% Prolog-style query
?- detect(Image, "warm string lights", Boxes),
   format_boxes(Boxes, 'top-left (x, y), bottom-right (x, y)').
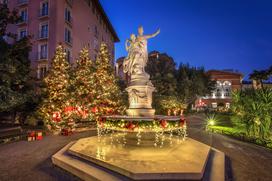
top-left (97, 116), bottom-right (187, 147)
top-left (39, 43), bottom-right (125, 132)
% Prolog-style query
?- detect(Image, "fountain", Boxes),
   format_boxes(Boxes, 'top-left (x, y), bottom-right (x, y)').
top-left (52, 26), bottom-right (225, 181)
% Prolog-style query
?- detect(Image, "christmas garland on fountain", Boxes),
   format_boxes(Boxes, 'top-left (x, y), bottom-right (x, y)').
top-left (97, 116), bottom-right (187, 132)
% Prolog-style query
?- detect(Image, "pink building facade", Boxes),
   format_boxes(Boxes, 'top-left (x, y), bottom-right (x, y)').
top-left (6, 0), bottom-right (119, 79)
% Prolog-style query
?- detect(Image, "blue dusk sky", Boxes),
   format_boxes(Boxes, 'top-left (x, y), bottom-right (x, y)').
top-left (100, 0), bottom-right (272, 78)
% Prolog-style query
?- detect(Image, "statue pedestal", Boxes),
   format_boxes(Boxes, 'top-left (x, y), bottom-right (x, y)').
top-left (126, 108), bottom-right (155, 117)
top-left (126, 84), bottom-right (155, 116)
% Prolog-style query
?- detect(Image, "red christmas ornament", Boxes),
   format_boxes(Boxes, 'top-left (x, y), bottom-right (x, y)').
top-left (91, 107), bottom-right (98, 113)
top-left (64, 106), bottom-right (74, 113)
top-left (180, 116), bottom-right (186, 127)
top-left (52, 112), bottom-right (61, 122)
top-left (160, 119), bottom-right (168, 128)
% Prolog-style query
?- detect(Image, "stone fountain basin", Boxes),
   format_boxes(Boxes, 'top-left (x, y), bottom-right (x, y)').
top-left (68, 135), bottom-right (211, 180)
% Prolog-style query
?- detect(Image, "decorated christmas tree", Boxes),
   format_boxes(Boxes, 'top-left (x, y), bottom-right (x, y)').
top-left (72, 48), bottom-right (96, 120)
top-left (39, 45), bottom-right (72, 131)
top-left (93, 43), bottom-right (125, 117)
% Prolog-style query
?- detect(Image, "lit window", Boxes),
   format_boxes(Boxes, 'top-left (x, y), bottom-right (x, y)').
top-left (226, 103), bottom-right (230, 109)
top-left (212, 102), bottom-right (217, 108)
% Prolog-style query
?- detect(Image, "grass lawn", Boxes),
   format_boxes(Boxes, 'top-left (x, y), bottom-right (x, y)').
top-left (207, 113), bottom-right (272, 149)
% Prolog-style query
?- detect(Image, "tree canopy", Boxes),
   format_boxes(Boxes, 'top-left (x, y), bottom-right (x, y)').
top-left (0, 4), bottom-right (34, 121)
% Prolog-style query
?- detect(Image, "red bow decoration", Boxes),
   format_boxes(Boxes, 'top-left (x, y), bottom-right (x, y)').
top-left (160, 119), bottom-right (168, 128)
top-left (180, 116), bottom-right (186, 127)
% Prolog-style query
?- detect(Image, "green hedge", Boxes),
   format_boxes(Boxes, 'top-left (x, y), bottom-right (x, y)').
top-left (209, 126), bottom-right (272, 149)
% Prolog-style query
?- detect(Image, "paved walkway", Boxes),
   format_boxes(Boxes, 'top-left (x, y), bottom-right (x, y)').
top-left (188, 116), bottom-right (272, 181)
top-left (0, 117), bottom-right (271, 181)
top-left (0, 131), bottom-right (96, 181)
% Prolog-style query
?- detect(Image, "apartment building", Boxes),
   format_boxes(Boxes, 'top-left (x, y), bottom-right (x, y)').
top-left (6, 0), bottom-right (119, 79)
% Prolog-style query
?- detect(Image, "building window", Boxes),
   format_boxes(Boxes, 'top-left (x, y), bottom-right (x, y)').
top-left (37, 65), bottom-right (48, 79)
top-left (225, 103), bottom-right (230, 109)
top-left (93, 38), bottom-right (98, 50)
top-left (92, 4), bottom-right (95, 14)
top-left (65, 28), bottom-right (72, 44)
top-left (18, 28), bottom-right (27, 39)
top-left (94, 26), bottom-right (99, 38)
top-left (19, 8), bottom-right (28, 22)
top-left (88, 0), bottom-right (92, 7)
top-left (40, 1), bottom-right (49, 16)
top-left (39, 44), bottom-right (48, 59)
top-left (65, 8), bottom-right (72, 23)
top-left (211, 102), bottom-right (217, 108)
top-left (39, 22), bottom-right (48, 39)
top-left (65, 48), bottom-right (72, 63)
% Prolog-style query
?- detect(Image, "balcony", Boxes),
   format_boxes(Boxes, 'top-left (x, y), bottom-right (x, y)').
top-left (65, 37), bottom-right (73, 46)
top-left (38, 9), bottom-right (49, 19)
top-left (66, 0), bottom-right (73, 7)
top-left (65, 17), bottom-right (73, 27)
top-left (17, 0), bottom-right (28, 6)
top-left (16, 19), bottom-right (27, 26)
top-left (37, 52), bottom-right (48, 61)
top-left (38, 32), bottom-right (48, 40)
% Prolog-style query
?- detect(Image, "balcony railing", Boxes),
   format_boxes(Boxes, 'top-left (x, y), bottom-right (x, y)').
top-left (37, 52), bottom-right (48, 60)
top-left (38, 31), bottom-right (48, 40)
top-left (65, 37), bottom-right (73, 46)
top-left (65, 19), bottom-right (73, 27)
top-left (17, 18), bottom-right (27, 25)
top-left (39, 9), bottom-right (49, 18)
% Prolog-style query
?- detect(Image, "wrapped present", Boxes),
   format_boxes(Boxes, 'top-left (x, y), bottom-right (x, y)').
top-left (36, 131), bottom-right (43, 141)
top-left (61, 128), bottom-right (73, 136)
top-left (27, 131), bottom-right (36, 141)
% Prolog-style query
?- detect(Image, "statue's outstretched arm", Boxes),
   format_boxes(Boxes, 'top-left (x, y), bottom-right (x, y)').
top-left (144, 29), bottom-right (160, 39)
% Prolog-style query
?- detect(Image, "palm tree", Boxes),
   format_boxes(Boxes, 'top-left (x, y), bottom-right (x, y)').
top-left (249, 70), bottom-right (269, 89)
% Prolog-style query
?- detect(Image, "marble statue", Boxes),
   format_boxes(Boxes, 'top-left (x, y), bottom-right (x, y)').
top-left (123, 26), bottom-right (160, 77)
top-left (124, 26), bottom-right (160, 117)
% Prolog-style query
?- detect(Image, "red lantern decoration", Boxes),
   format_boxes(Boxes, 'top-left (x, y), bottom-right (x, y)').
top-left (160, 119), bottom-right (168, 128)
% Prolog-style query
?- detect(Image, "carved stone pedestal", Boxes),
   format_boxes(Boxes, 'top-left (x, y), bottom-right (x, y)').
top-left (126, 84), bottom-right (155, 116)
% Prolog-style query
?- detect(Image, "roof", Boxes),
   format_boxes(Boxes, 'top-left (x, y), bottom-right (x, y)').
top-left (207, 70), bottom-right (243, 77)
top-left (94, 0), bottom-right (120, 42)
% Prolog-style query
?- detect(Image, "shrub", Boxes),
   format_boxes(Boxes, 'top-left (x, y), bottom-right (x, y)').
top-left (231, 88), bottom-right (272, 140)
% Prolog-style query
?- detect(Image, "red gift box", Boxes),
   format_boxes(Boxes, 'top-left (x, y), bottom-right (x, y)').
top-left (61, 128), bottom-right (73, 136)
top-left (36, 131), bottom-right (43, 140)
top-left (27, 131), bottom-right (36, 141)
